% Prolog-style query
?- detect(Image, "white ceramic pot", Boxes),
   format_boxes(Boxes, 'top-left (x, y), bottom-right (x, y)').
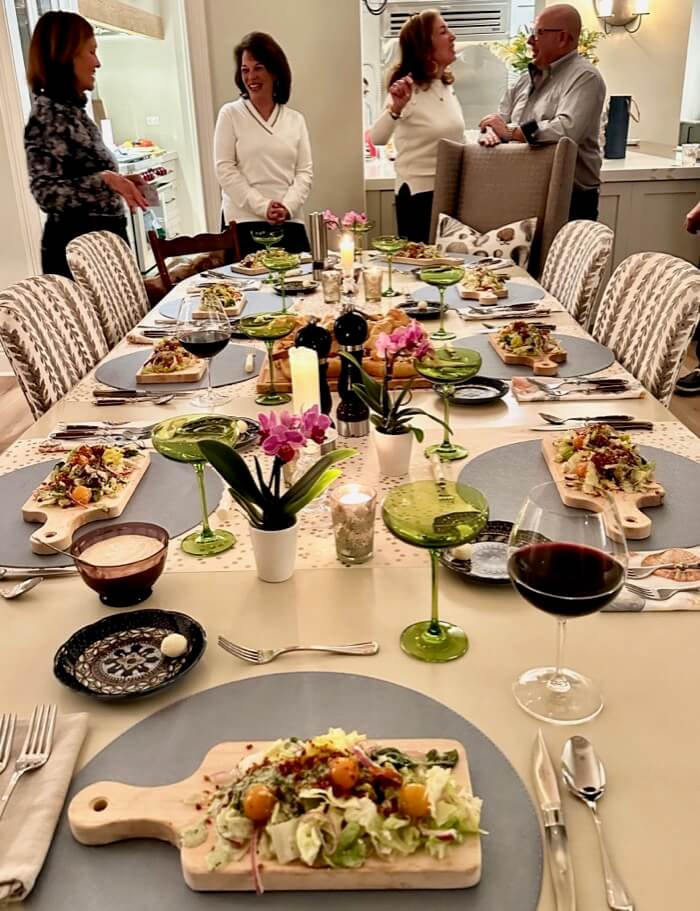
top-left (248, 521), bottom-right (298, 583)
top-left (372, 427), bottom-right (413, 476)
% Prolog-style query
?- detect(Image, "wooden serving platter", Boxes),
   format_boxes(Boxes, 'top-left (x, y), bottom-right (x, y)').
top-left (68, 738), bottom-right (481, 892)
top-left (137, 359), bottom-right (206, 384)
top-left (22, 452), bottom-right (151, 554)
top-left (542, 438), bottom-right (665, 540)
top-left (458, 286), bottom-right (508, 301)
top-left (230, 262), bottom-right (268, 276)
top-left (256, 356), bottom-right (432, 393)
top-left (393, 255), bottom-right (463, 267)
top-left (488, 333), bottom-right (566, 376)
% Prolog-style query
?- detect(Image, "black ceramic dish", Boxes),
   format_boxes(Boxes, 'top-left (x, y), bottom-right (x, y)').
top-left (234, 416), bottom-right (260, 448)
top-left (449, 376), bottom-right (509, 404)
top-left (397, 300), bottom-right (441, 320)
top-left (53, 609), bottom-right (206, 700)
top-left (272, 280), bottom-right (319, 295)
top-left (441, 521), bottom-right (549, 584)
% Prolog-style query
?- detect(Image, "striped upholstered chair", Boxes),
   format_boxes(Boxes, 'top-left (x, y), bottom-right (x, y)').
top-left (67, 231), bottom-right (150, 348)
top-left (591, 252), bottom-right (700, 406)
top-left (0, 275), bottom-right (108, 419)
top-left (540, 220), bottom-right (613, 328)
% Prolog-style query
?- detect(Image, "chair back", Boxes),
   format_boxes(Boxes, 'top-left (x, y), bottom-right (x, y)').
top-left (0, 275), bottom-right (108, 419)
top-left (540, 220), bottom-right (614, 327)
top-left (430, 137), bottom-right (577, 277)
top-left (67, 232), bottom-right (150, 348)
top-left (148, 222), bottom-right (241, 293)
top-left (591, 252), bottom-right (700, 406)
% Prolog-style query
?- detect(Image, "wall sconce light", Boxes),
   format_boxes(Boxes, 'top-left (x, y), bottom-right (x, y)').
top-left (594, 0), bottom-right (649, 33)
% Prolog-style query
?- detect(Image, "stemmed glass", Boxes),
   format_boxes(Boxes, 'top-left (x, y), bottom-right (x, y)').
top-left (415, 346), bottom-right (481, 461)
top-left (383, 479), bottom-right (488, 661)
top-left (348, 219), bottom-right (375, 263)
top-left (418, 265), bottom-right (465, 340)
top-left (151, 414), bottom-right (239, 556)
top-left (262, 250), bottom-right (300, 312)
top-left (508, 481), bottom-right (628, 724)
top-left (372, 235), bottom-right (407, 297)
top-left (239, 311), bottom-right (297, 406)
top-left (175, 296), bottom-right (232, 408)
top-left (250, 227), bottom-right (284, 283)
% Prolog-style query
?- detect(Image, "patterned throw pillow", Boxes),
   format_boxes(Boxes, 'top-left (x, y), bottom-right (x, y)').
top-left (435, 213), bottom-right (537, 267)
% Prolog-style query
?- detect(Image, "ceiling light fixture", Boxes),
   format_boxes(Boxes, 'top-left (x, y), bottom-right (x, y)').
top-left (594, 0), bottom-right (650, 33)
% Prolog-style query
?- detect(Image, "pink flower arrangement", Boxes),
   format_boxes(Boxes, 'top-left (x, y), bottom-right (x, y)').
top-left (258, 406), bottom-right (331, 463)
top-left (375, 321), bottom-right (434, 361)
top-left (323, 209), bottom-right (370, 230)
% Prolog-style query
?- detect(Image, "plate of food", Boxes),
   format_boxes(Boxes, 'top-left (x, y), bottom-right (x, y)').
top-left (230, 251), bottom-right (269, 275)
top-left (136, 338), bottom-right (207, 384)
top-left (458, 267), bottom-right (508, 303)
top-left (449, 376), bottom-right (509, 404)
top-left (392, 242), bottom-right (466, 267)
top-left (68, 728), bottom-right (483, 891)
top-left (489, 322), bottom-right (566, 376)
top-left (193, 284), bottom-right (246, 317)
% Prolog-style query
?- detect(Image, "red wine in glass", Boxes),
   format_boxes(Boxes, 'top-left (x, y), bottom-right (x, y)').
top-left (178, 329), bottom-right (230, 359)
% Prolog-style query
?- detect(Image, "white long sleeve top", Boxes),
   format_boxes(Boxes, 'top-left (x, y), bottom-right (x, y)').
top-left (370, 81), bottom-right (464, 195)
top-left (214, 98), bottom-right (313, 224)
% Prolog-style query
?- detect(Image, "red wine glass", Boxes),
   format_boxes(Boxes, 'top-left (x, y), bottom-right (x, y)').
top-left (508, 481), bottom-right (628, 724)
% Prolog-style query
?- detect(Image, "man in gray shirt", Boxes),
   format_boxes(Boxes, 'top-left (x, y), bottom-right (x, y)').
top-left (479, 4), bottom-right (606, 221)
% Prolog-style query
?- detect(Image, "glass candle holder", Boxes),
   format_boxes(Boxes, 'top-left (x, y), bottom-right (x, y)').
top-left (330, 483), bottom-right (377, 565)
top-left (680, 144), bottom-right (698, 167)
top-left (321, 269), bottom-right (342, 304)
top-left (363, 266), bottom-right (383, 303)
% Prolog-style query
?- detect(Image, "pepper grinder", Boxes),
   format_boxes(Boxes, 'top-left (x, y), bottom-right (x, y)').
top-left (295, 317), bottom-right (333, 416)
top-left (334, 302), bottom-right (369, 437)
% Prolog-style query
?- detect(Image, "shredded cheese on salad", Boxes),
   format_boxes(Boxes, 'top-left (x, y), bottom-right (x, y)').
top-left (554, 423), bottom-right (657, 496)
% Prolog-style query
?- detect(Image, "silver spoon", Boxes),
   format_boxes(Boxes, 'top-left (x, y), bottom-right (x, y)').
top-left (0, 577), bottom-right (44, 600)
top-left (561, 736), bottom-right (634, 911)
top-left (539, 412), bottom-right (635, 425)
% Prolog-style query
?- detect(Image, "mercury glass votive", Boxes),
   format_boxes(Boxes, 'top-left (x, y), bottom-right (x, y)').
top-left (363, 266), bottom-right (383, 303)
top-left (330, 483), bottom-right (377, 565)
top-left (321, 269), bottom-right (342, 304)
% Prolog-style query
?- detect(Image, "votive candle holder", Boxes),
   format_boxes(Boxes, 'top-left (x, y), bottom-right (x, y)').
top-left (329, 483), bottom-right (377, 565)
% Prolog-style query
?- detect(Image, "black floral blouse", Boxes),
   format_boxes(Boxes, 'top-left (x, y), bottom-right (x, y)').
top-left (24, 93), bottom-right (123, 219)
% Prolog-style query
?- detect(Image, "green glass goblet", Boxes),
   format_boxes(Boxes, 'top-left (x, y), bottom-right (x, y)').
top-left (415, 346), bottom-right (481, 462)
top-left (372, 234), bottom-right (407, 297)
top-left (383, 480), bottom-right (488, 662)
top-left (349, 219), bottom-right (375, 263)
top-left (151, 414), bottom-right (239, 556)
top-left (262, 250), bottom-right (300, 312)
top-left (239, 311), bottom-right (297, 406)
top-left (418, 265), bottom-right (465, 341)
top-left (251, 228), bottom-right (284, 283)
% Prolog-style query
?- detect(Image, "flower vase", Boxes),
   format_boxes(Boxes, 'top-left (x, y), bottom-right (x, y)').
top-left (248, 521), bottom-right (298, 583)
top-left (372, 427), bottom-right (413, 476)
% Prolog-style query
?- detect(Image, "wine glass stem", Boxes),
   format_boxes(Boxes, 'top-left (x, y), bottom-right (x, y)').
top-left (428, 549), bottom-right (442, 636)
top-left (549, 618), bottom-right (570, 694)
top-left (193, 462), bottom-right (214, 540)
top-left (387, 256), bottom-right (393, 293)
top-left (441, 387), bottom-right (452, 448)
top-left (266, 340), bottom-right (276, 395)
top-left (438, 287), bottom-right (446, 333)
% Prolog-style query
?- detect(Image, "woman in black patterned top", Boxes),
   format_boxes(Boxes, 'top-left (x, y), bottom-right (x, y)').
top-left (24, 11), bottom-right (147, 276)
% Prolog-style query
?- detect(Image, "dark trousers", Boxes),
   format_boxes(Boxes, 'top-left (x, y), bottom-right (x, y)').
top-left (395, 184), bottom-right (434, 243)
top-left (235, 221), bottom-right (310, 259)
top-left (569, 186), bottom-right (600, 222)
top-left (41, 213), bottom-right (128, 278)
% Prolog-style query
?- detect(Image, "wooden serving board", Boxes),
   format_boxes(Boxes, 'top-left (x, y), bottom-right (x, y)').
top-left (393, 255), bottom-right (463, 267)
top-left (68, 738), bottom-right (481, 892)
top-left (458, 287), bottom-right (508, 301)
top-left (230, 262), bottom-right (268, 276)
top-left (542, 438), bottom-right (665, 540)
top-left (488, 333), bottom-right (566, 376)
top-left (256, 356), bottom-right (432, 393)
top-left (137, 360), bottom-right (206, 384)
top-left (22, 452), bottom-right (151, 554)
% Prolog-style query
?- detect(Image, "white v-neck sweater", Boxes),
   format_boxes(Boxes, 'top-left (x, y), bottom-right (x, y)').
top-left (214, 98), bottom-right (313, 224)
top-left (371, 81), bottom-right (464, 195)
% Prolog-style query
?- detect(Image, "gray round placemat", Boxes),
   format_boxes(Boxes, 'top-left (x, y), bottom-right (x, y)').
top-left (159, 294), bottom-right (281, 321)
top-left (388, 253), bottom-right (480, 274)
top-left (28, 673), bottom-right (542, 910)
top-left (0, 458), bottom-right (223, 568)
top-left (453, 334), bottom-right (614, 379)
top-left (411, 280), bottom-right (545, 308)
top-left (458, 440), bottom-right (700, 551)
top-left (95, 344), bottom-right (260, 392)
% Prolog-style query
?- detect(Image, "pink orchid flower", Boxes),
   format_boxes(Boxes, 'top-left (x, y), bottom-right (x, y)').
top-left (322, 209), bottom-right (339, 229)
top-left (301, 405), bottom-right (331, 445)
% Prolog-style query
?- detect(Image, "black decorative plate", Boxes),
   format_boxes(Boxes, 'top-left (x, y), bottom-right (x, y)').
top-left (450, 376), bottom-right (509, 404)
top-left (53, 609), bottom-right (206, 700)
top-left (272, 279), bottom-right (319, 295)
top-left (397, 300), bottom-right (441, 320)
top-left (235, 416), bottom-right (260, 448)
top-left (441, 521), bottom-right (514, 584)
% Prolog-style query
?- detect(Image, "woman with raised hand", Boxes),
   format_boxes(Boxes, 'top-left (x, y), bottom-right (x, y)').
top-left (24, 11), bottom-right (147, 277)
top-left (214, 32), bottom-right (313, 258)
top-left (370, 10), bottom-right (464, 244)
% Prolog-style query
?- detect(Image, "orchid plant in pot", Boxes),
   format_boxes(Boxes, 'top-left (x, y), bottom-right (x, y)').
top-left (341, 321), bottom-right (451, 476)
top-left (199, 406), bottom-right (355, 582)
top-left (323, 209), bottom-right (375, 262)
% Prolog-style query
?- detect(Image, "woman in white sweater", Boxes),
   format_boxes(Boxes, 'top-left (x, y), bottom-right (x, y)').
top-left (370, 10), bottom-right (464, 243)
top-left (214, 32), bottom-right (312, 257)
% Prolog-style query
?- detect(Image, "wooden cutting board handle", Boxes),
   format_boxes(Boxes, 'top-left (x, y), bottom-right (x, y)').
top-left (532, 355), bottom-right (560, 376)
top-left (602, 493), bottom-right (653, 541)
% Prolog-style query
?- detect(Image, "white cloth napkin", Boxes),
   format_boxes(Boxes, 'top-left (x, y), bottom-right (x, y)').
top-left (0, 712), bottom-right (88, 903)
top-left (603, 546), bottom-right (700, 612)
top-left (458, 304), bottom-right (552, 321)
top-left (511, 377), bottom-right (645, 402)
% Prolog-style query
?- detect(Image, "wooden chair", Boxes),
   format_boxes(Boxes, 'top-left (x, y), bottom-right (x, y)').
top-left (148, 222), bottom-right (241, 293)
top-left (591, 252), bottom-right (700, 406)
top-left (0, 275), bottom-right (108, 419)
top-left (540, 220), bottom-right (614, 328)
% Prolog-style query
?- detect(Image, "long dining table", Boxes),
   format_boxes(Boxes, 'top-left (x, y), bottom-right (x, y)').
top-left (1, 256), bottom-right (697, 909)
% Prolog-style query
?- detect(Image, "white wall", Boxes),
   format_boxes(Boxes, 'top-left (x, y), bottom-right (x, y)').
top-left (681, 0), bottom-right (700, 121)
top-left (203, 0), bottom-right (364, 224)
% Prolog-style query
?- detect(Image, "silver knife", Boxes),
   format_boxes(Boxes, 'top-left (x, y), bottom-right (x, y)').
top-left (531, 422), bottom-right (653, 432)
top-left (533, 729), bottom-right (576, 911)
top-left (0, 566), bottom-right (78, 579)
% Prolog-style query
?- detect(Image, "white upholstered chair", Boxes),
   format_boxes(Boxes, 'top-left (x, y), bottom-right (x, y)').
top-left (591, 252), bottom-right (700, 406)
top-left (540, 220), bottom-right (613, 328)
top-left (0, 275), bottom-right (108, 419)
top-left (67, 231), bottom-right (150, 348)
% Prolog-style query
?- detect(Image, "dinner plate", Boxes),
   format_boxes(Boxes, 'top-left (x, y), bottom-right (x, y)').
top-left (453, 334), bottom-right (614, 379)
top-left (441, 521), bottom-right (514, 583)
top-left (449, 376), bottom-right (509, 404)
top-left (53, 609), bottom-right (206, 700)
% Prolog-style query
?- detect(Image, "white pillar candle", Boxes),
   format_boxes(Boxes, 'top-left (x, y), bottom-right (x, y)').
top-left (289, 347), bottom-right (320, 414)
top-left (339, 233), bottom-right (355, 277)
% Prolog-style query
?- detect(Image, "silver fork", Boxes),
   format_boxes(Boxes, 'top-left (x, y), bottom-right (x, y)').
top-left (624, 582), bottom-right (700, 601)
top-left (218, 636), bottom-right (379, 665)
top-left (627, 561), bottom-right (700, 579)
top-left (0, 714), bottom-right (16, 775)
top-left (0, 704), bottom-right (57, 821)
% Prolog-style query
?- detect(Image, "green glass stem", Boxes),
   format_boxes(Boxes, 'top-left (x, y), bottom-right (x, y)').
top-left (266, 339), bottom-right (277, 395)
top-left (192, 462), bottom-right (215, 541)
top-left (438, 287), bottom-right (446, 334)
top-left (428, 548), bottom-right (443, 637)
top-left (279, 273), bottom-right (287, 312)
top-left (382, 255), bottom-right (395, 297)
top-left (441, 385), bottom-right (452, 448)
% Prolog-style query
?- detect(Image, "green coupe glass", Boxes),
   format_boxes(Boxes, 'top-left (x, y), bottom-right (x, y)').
top-left (151, 414), bottom-right (239, 556)
top-left (250, 228), bottom-right (284, 283)
top-left (262, 250), bottom-right (300, 312)
top-left (383, 480), bottom-right (488, 662)
top-left (372, 234), bottom-right (407, 297)
top-left (347, 219), bottom-right (375, 262)
top-left (418, 265), bottom-right (465, 341)
top-left (239, 311), bottom-right (297, 406)
top-left (415, 346), bottom-right (481, 461)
